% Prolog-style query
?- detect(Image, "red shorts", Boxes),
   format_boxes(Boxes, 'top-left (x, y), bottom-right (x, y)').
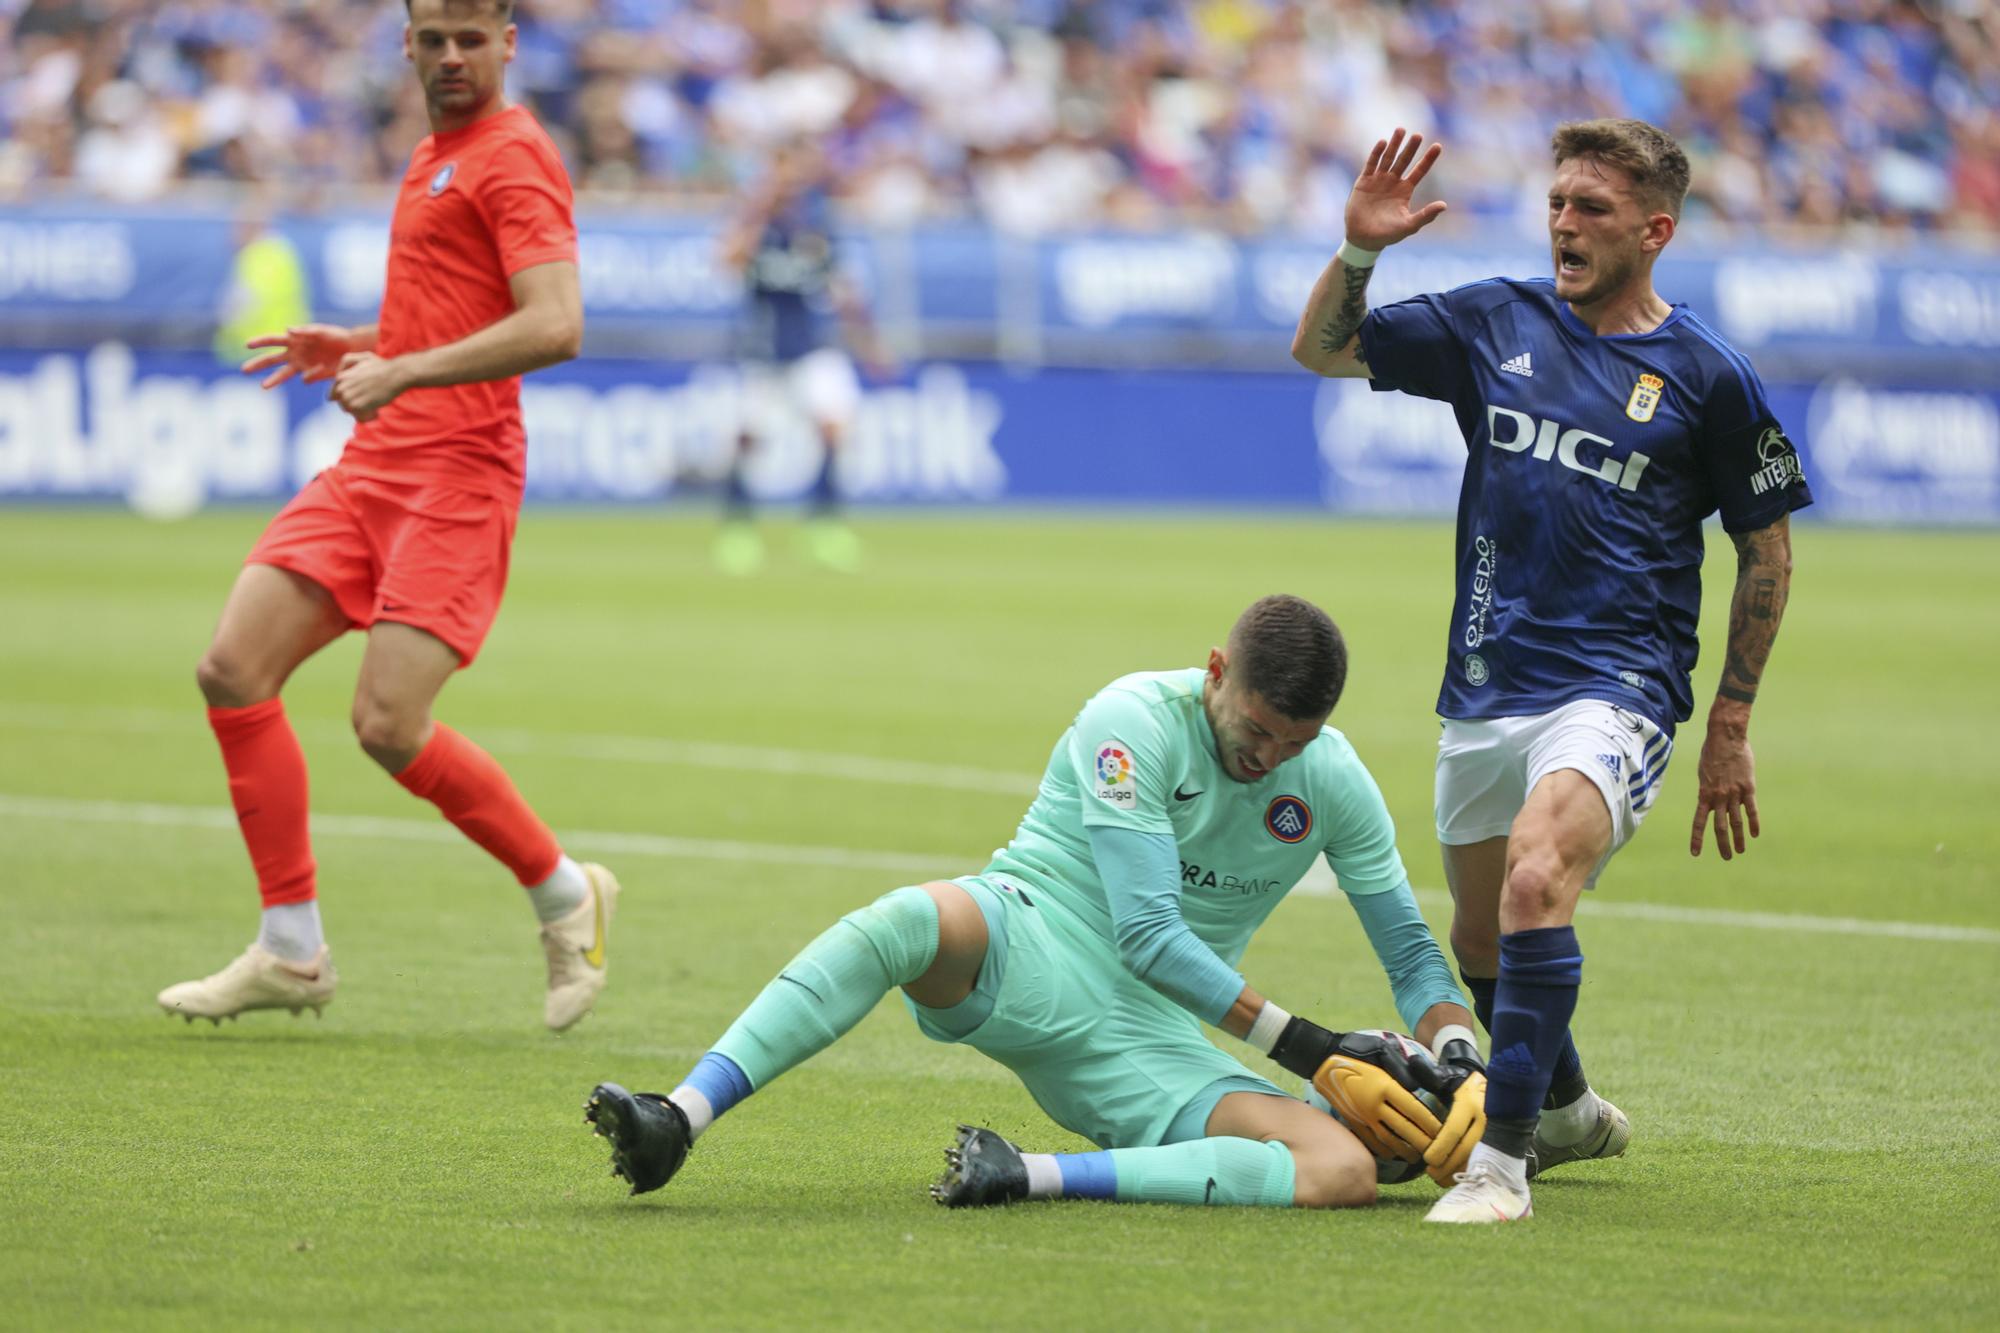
top-left (246, 466), bottom-right (517, 665)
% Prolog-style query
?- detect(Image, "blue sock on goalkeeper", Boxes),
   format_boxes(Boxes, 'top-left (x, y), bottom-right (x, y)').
top-left (668, 885), bottom-right (942, 1137)
top-left (1014, 1139), bottom-right (1297, 1206)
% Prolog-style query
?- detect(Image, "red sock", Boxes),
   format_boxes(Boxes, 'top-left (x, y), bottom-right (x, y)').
top-left (208, 699), bottom-right (316, 908)
top-left (394, 722), bottom-right (561, 886)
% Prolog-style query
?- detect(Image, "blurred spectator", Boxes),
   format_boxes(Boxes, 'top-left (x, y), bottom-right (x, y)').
top-left (74, 78), bottom-right (178, 201)
top-left (213, 194), bottom-right (310, 364)
top-left (0, 0), bottom-right (1992, 237)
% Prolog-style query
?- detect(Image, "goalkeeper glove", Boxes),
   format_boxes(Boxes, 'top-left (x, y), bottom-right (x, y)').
top-left (1312, 1052), bottom-right (1443, 1162)
top-left (1267, 1017), bottom-right (1448, 1099)
top-left (1265, 1018), bottom-right (1451, 1163)
top-left (1424, 1026), bottom-right (1488, 1186)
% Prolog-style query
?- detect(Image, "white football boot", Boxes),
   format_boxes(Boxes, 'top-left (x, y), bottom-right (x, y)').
top-left (157, 944), bottom-right (337, 1024)
top-left (1424, 1155), bottom-right (1534, 1224)
top-left (1531, 1095), bottom-right (1631, 1178)
top-left (541, 862), bottom-right (620, 1032)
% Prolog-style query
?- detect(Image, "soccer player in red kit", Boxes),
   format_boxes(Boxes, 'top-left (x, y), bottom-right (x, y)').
top-left (158, 0), bottom-right (619, 1032)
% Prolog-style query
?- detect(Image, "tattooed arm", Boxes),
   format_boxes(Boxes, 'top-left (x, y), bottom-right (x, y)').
top-left (1691, 514), bottom-right (1794, 861)
top-left (1290, 255), bottom-right (1379, 378)
top-left (1290, 127), bottom-right (1449, 378)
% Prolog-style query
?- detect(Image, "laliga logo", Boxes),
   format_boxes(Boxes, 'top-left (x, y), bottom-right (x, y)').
top-left (1094, 743), bottom-right (1136, 808)
top-left (1486, 405), bottom-right (1653, 491)
top-left (1096, 746), bottom-right (1131, 784)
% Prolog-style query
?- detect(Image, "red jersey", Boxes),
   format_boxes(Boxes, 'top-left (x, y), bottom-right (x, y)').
top-left (339, 105), bottom-right (577, 501)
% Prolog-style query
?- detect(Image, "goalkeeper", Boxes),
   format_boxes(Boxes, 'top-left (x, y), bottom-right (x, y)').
top-left (585, 595), bottom-right (1485, 1209)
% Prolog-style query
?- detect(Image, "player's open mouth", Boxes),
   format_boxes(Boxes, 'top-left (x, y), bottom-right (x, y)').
top-left (1558, 248), bottom-right (1587, 274)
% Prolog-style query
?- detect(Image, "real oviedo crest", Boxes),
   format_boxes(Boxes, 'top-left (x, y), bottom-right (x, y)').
top-left (1625, 373), bottom-right (1664, 424)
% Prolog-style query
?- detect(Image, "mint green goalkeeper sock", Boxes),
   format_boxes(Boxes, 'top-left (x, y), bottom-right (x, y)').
top-left (710, 885), bottom-right (940, 1091)
top-left (1026, 1137), bottom-right (1296, 1206)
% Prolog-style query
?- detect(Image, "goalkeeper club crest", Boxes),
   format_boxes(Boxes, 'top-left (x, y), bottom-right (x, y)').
top-left (1092, 741), bottom-right (1136, 808)
top-left (1625, 372), bottom-right (1664, 423)
top-left (429, 161), bottom-right (458, 195)
top-left (1265, 795), bottom-right (1312, 843)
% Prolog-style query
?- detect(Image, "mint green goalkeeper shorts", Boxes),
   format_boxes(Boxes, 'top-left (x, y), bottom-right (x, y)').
top-left (902, 875), bottom-right (1285, 1150)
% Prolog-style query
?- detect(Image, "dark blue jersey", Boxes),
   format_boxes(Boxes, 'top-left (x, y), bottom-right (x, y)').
top-left (1357, 277), bottom-right (1813, 733)
top-left (740, 185), bottom-right (837, 364)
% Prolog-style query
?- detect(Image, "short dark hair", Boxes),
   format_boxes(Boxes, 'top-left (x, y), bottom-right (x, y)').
top-left (1228, 594), bottom-right (1348, 721)
top-left (404, 0), bottom-right (516, 21)
top-left (1551, 118), bottom-right (1690, 220)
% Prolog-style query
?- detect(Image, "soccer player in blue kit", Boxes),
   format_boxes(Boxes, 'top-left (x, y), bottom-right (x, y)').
top-left (582, 595), bottom-right (1493, 1211)
top-left (714, 138), bottom-right (881, 575)
top-left (1291, 120), bottom-right (1811, 1223)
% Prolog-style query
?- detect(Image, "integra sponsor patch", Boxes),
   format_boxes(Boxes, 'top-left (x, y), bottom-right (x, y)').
top-left (1749, 425), bottom-right (1805, 494)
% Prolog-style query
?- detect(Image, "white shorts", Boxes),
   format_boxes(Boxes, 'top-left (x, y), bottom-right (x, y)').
top-left (1434, 698), bottom-right (1673, 883)
top-left (745, 347), bottom-right (861, 430)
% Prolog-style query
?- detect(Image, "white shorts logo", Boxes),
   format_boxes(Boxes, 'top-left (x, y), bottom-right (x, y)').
top-left (1464, 654), bottom-right (1490, 687)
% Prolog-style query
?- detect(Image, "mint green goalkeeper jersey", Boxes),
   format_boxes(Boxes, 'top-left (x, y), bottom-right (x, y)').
top-left (983, 668), bottom-right (1408, 970)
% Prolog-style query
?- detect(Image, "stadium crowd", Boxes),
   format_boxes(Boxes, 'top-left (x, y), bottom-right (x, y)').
top-left (3, 0), bottom-right (1996, 236)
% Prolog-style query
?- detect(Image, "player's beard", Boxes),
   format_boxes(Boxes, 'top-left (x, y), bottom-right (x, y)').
top-left (1556, 242), bottom-right (1642, 309)
top-left (425, 70), bottom-right (487, 116)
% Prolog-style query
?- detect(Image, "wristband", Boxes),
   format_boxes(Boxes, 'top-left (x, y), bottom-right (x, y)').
top-left (1267, 1016), bottom-right (1344, 1081)
top-left (1245, 1001), bottom-right (1292, 1055)
top-left (1337, 239), bottom-right (1381, 268)
top-left (1430, 1024), bottom-right (1479, 1061)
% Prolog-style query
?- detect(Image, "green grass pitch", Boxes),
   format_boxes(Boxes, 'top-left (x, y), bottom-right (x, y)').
top-left (2, 508), bottom-right (1996, 1329)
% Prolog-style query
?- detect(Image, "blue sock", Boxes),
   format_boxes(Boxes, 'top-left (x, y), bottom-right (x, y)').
top-left (725, 437), bottom-right (752, 516)
top-left (1547, 1029), bottom-right (1590, 1109)
top-left (1029, 1141), bottom-right (1295, 1206)
top-left (1484, 926), bottom-right (1584, 1156)
top-left (807, 448), bottom-right (838, 514)
top-left (1462, 970), bottom-right (1497, 1032)
top-left (1054, 1152), bottom-right (1117, 1200)
top-left (670, 1051), bottom-right (752, 1137)
top-left (1465, 968), bottom-right (1589, 1109)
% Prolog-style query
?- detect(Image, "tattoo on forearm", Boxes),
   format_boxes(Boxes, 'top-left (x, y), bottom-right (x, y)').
top-left (1720, 529), bottom-right (1792, 705)
top-left (1317, 261), bottom-right (1374, 361)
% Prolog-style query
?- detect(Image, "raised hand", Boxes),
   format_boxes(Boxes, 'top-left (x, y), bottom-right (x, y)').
top-left (241, 325), bottom-right (360, 389)
top-left (1345, 128), bottom-right (1448, 251)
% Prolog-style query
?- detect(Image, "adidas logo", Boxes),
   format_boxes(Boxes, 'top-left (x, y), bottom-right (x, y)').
top-left (1499, 352), bottom-right (1534, 377)
top-left (1489, 1041), bottom-right (1538, 1079)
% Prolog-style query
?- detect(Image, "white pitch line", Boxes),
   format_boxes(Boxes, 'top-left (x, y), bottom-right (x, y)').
top-left (4, 792), bottom-right (1999, 946)
top-left (0, 703), bottom-right (1040, 797)
top-left (0, 794), bottom-right (957, 877)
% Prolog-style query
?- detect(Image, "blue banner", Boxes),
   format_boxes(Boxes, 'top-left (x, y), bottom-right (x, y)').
top-left (1, 343), bottom-right (1992, 524)
top-left (3, 205), bottom-right (1998, 370)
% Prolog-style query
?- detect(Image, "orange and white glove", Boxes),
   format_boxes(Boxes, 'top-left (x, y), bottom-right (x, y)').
top-left (1313, 1051), bottom-right (1443, 1163)
top-left (1424, 1027), bottom-right (1488, 1186)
